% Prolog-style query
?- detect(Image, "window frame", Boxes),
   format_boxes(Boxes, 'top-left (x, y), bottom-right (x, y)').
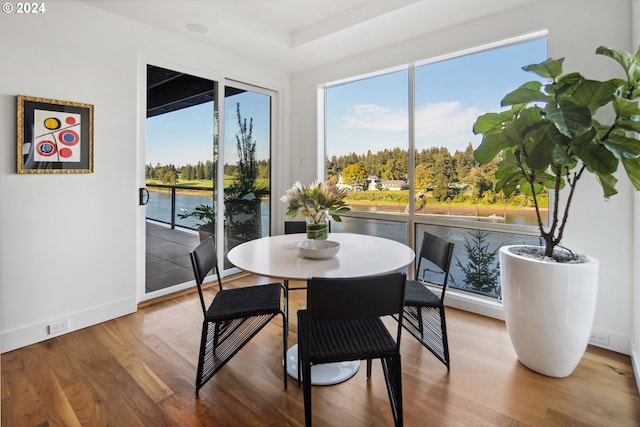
top-left (319, 31), bottom-right (549, 313)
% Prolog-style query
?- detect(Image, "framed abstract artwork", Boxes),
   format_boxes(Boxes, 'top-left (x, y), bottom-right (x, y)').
top-left (17, 95), bottom-right (94, 174)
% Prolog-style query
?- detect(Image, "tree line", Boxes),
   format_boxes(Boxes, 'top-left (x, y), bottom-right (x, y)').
top-left (145, 159), bottom-right (269, 184)
top-left (146, 161), bottom-right (214, 183)
top-left (327, 143), bottom-right (535, 204)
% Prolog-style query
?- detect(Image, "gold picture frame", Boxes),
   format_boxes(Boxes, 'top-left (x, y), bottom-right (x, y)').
top-left (17, 95), bottom-right (94, 174)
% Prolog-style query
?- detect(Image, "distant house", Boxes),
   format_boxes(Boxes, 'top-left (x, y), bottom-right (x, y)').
top-left (366, 175), bottom-right (381, 190)
top-left (380, 180), bottom-right (407, 190)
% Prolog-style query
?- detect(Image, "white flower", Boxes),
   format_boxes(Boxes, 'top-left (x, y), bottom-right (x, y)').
top-left (281, 181), bottom-right (350, 223)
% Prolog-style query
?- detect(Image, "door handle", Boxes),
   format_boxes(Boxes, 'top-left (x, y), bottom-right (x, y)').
top-left (139, 187), bottom-right (149, 205)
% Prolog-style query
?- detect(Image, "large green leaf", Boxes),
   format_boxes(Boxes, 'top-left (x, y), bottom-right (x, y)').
top-left (596, 46), bottom-right (639, 83)
top-left (616, 118), bottom-right (640, 133)
top-left (523, 58), bottom-right (564, 79)
top-left (524, 124), bottom-right (555, 170)
top-left (545, 100), bottom-right (592, 138)
top-left (495, 149), bottom-right (520, 177)
top-left (501, 81), bottom-right (550, 106)
top-left (540, 170), bottom-right (565, 189)
top-left (597, 46), bottom-right (632, 72)
top-left (555, 73), bottom-right (583, 97)
top-left (573, 141), bottom-right (618, 175)
top-left (519, 180), bottom-right (545, 197)
top-left (473, 110), bottom-right (514, 134)
top-left (613, 95), bottom-right (640, 119)
top-left (473, 132), bottom-right (511, 164)
top-left (622, 156), bottom-right (640, 191)
top-left (603, 133), bottom-right (640, 159)
top-left (594, 171), bottom-right (619, 198)
top-left (495, 171), bottom-right (522, 196)
top-left (569, 79), bottom-right (619, 113)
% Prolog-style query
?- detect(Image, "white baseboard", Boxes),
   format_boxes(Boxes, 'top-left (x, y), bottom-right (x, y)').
top-left (444, 289), bottom-right (505, 321)
top-left (442, 289), bottom-right (632, 356)
top-left (1, 296), bottom-right (137, 353)
top-left (587, 327), bottom-right (630, 355)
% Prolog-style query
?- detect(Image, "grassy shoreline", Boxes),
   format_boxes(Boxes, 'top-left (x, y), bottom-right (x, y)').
top-left (146, 180), bottom-right (544, 219)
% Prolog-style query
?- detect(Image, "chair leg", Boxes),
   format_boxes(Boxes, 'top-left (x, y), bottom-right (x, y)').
top-left (297, 343), bottom-right (302, 387)
top-left (195, 321), bottom-right (211, 393)
top-left (366, 359), bottom-right (372, 377)
top-left (382, 354), bottom-right (403, 427)
top-left (416, 306), bottom-right (424, 339)
top-left (282, 312), bottom-right (288, 389)
top-left (302, 358), bottom-right (313, 426)
top-left (440, 306), bottom-right (450, 371)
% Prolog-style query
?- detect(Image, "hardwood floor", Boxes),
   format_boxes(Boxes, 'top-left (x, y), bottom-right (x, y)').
top-left (2, 274), bottom-right (639, 426)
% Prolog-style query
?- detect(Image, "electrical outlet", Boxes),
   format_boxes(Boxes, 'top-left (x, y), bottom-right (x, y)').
top-left (48, 319), bottom-right (69, 335)
top-left (589, 332), bottom-right (610, 346)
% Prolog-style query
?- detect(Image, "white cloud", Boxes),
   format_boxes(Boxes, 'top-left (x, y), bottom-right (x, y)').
top-left (341, 104), bottom-right (407, 132)
top-left (415, 101), bottom-right (485, 150)
top-left (339, 101), bottom-right (485, 152)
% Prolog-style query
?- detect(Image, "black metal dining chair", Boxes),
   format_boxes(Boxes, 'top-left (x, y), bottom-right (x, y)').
top-left (190, 237), bottom-right (287, 392)
top-left (284, 220), bottom-right (331, 234)
top-left (282, 220), bottom-right (332, 315)
top-left (298, 272), bottom-right (407, 427)
top-left (284, 220), bottom-right (306, 234)
top-left (399, 231), bottom-right (454, 370)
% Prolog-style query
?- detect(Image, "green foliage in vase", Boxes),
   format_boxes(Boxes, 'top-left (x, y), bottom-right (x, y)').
top-left (281, 181), bottom-right (351, 223)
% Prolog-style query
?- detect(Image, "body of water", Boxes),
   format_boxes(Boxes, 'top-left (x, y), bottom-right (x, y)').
top-left (147, 189), bottom-right (539, 299)
top-left (146, 190), bottom-right (271, 234)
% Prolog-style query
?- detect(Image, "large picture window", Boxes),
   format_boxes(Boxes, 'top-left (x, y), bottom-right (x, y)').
top-left (324, 36), bottom-right (548, 300)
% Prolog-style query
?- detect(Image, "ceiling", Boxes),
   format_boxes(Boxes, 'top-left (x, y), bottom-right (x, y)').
top-left (79, 0), bottom-right (536, 73)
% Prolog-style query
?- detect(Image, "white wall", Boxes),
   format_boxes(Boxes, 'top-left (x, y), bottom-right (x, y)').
top-left (291, 0), bottom-right (636, 355)
top-left (0, 0), bottom-right (290, 352)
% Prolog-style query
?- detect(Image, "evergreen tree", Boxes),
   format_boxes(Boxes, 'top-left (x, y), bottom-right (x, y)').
top-left (452, 231), bottom-right (500, 294)
top-left (234, 102), bottom-right (257, 194)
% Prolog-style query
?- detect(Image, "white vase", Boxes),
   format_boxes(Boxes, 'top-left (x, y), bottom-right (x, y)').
top-left (499, 245), bottom-right (599, 377)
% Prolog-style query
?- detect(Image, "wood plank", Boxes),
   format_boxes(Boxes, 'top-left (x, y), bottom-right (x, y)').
top-left (2, 274), bottom-right (639, 426)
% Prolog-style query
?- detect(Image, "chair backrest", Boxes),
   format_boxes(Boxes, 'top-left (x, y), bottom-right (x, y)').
top-left (284, 221), bottom-right (306, 234)
top-left (284, 220), bottom-right (331, 234)
top-left (307, 272), bottom-right (406, 322)
top-left (415, 231), bottom-right (455, 299)
top-left (190, 237), bottom-right (223, 315)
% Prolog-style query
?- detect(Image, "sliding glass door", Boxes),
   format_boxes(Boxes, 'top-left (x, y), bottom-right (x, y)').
top-left (222, 83), bottom-right (272, 269)
top-left (144, 65), bottom-right (218, 295)
top-left (143, 66), bottom-right (274, 295)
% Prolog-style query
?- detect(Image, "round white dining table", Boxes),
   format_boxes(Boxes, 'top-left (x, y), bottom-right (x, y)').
top-left (227, 232), bottom-right (415, 385)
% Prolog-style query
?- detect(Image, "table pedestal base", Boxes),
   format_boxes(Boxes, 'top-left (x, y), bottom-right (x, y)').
top-left (285, 344), bottom-right (360, 385)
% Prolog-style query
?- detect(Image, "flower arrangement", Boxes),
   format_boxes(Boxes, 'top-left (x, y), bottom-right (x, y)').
top-left (281, 181), bottom-right (350, 224)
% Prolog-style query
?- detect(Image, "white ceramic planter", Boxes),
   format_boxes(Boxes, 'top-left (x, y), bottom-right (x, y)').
top-left (499, 245), bottom-right (599, 377)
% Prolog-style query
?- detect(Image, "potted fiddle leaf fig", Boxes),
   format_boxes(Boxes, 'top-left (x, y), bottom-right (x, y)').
top-left (472, 45), bottom-right (640, 377)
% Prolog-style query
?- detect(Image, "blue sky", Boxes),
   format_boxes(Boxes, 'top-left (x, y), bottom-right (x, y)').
top-left (147, 102), bottom-right (213, 167)
top-left (146, 90), bottom-right (270, 167)
top-left (147, 38), bottom-right (547, 167)
top-left (326, 38), bottom-right (548, 157)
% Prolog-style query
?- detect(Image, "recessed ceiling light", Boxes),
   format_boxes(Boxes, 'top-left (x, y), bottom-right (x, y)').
top-left (186, 23), bottom-right (210, 34)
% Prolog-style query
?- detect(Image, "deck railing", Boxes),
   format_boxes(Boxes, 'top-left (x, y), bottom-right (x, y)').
top-left (145, 183), bottom-right (214, 230)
